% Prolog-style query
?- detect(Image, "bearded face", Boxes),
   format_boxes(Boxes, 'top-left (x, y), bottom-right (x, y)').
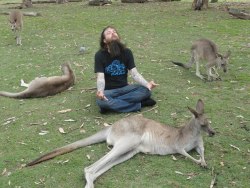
top-left (103, 27), bottom-right (125, 57)
top-left (103, 27), bottom-right (120, 43)
top-left (107, 40), bottom-right (126, 58)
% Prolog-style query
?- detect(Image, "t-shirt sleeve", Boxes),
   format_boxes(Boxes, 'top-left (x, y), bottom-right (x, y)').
top-left (126, 49), bottom-right (136, 70)
top-left (94, 51), bottom-right (104, 73)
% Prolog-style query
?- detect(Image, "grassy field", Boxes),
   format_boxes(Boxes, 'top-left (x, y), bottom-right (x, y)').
top-left (0, 0), bottom-right (249, 188)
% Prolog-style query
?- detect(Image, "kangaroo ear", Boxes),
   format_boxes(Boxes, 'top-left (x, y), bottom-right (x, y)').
top-left (216, 53), bottom-right (223, 59)
top-left (196, 99), bottom-right (204, 114)
top-left (224, 50), bottom-right (231, 58)
top-left (188, 107), bottom-right (199, 118)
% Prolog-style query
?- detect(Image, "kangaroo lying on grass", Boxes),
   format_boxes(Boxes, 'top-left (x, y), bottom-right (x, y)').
top-left (172, 39), bottom-right (231, 81)
top-left (26, 99), bottom-right (215, 188)
top-left (0, 63), bottom-right (75, 99)
top-left (9, 10), bottom-right (23, 45)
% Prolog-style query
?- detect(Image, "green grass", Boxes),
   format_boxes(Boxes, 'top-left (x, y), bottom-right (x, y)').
top-left (0, 1), bottom-right (249, 188)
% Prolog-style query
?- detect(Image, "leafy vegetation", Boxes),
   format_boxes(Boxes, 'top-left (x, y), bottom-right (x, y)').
top-left (0, 1), bottom-right (249, 188)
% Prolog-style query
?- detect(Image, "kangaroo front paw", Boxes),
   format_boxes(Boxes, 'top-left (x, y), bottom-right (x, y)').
top-left (200, 161), bottom-right (207, 168)
top-left (216, 77), bottom-right (221, 81)
top-left (197, 75), bottom-right (205, 80)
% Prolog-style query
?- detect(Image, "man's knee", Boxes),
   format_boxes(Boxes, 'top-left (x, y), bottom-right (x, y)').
top-left (138, 86), bottom-right (151, 97)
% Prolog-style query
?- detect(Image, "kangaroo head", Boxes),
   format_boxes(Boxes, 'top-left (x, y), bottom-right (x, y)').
top-left (216, 50), bottom-right (231, 73)
top-left (9, 21), bottom-right (17, 31)
top-left (188, 99), bottom-right (215, 136)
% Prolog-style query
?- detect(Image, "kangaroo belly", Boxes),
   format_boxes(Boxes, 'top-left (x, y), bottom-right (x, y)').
top-left (139, 132), bottom-right (177, 155)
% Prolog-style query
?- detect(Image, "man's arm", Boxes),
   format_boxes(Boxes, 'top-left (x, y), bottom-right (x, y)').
top-left (96, 73), bottom-right (108, 100)
top-left (130, 68), bottom-right (158, 90)
top-left (97, 73), bottom-right (105, 92)
top-left (130, 67), bottom-right (148, 87)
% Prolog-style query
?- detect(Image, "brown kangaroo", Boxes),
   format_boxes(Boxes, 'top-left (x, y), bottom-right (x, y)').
top-left (9, 10), bottom-right (23, 45)
top-left (172, 38), bottom-right (231, 81)
top-left (0, 63), bottom-right (75, 99)
top-left (26, 99), bottom-right (215, 188)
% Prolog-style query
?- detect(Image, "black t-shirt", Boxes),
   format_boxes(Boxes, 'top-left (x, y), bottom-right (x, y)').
top-left (94, 48), bottom-right (136, 90)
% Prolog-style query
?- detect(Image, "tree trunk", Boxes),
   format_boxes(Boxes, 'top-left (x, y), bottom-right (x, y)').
top-left (88, 0), bottom-right (112, 6)
top-left (121, 0), bottom-right (147, 3)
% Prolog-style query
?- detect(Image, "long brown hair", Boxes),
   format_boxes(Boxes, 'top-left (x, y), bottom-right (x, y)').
top-left (99, 26), bottom-right (119, 50)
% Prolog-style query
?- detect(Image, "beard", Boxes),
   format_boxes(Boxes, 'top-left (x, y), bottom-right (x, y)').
top-left (107, 40), bottom-right (126, 58)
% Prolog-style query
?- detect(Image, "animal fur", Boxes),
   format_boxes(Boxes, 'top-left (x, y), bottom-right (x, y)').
top-left (192, 0), bottom-right (209, 10)
top-left (172, 39), bottom-right (231, 81)
top-left (0, 63), bottom-right (75, 99)
top-left (22, 0), bottom-right (32, 8)
top-left (9, 10), bottom-right (23, 45)
top-left (26, 99), bottom-right (215, 188)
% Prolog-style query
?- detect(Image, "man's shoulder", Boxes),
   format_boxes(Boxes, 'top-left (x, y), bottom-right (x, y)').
top-left (95, 49), bottom-right (108, 56)
top-left (124, 48), bottom-right (132, 52)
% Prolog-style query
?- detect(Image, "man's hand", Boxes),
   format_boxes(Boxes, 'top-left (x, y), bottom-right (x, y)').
top-left (147, 81), bottom-right (158, 90)
top-left (96, 91), bottom-right (108, 101)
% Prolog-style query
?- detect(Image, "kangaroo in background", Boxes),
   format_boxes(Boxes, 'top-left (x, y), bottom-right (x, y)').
top-left (26, 99), bottom-right (215, 188)
top-left (9, 10), bottom-right (23, 45)
top-left (192, 0), bottom-right (208, 10)
top-left (0, 63), bottom-right (75, 99)
top-left (172, 39), bottom-right (231, 81)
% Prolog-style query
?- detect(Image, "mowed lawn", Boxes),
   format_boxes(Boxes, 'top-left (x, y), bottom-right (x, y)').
top-left (0, 1), bottom-right (249, 188)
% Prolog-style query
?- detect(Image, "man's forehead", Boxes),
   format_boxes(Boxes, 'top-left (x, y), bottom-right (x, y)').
top-left (104, 28), bottom-right (116, 33)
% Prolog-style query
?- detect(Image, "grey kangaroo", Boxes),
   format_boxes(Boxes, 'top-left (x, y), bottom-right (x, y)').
top-left (9, 10), bottom-right (23, 45)
top-left (172, 39), bottom-right (231, 81)
top-left (26, 99), bottom-right (215, 188)
top-left (0, 63), bottom-right (75, 99)
top-left (192, 0), bottom-right (209, 10)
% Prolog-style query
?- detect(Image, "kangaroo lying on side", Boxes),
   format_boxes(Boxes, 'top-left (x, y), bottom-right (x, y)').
top-left (192, 0), bottom-right (208, 10)
top-left (9, 10), bottom-right (23, 45)
top-left (0, 63), bottom-right (75, 99)
top-left (26, 99), bottom-right (215, 188)
top-left (172, 39), bottom-right (231, 81)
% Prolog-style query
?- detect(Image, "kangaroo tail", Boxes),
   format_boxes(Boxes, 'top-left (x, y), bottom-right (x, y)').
top-left (0, 90), bottom-right (29, 99)
top-left (26, 127), bottom-right (110, 166)
top-left (171, 61), bottom-right (190, 69)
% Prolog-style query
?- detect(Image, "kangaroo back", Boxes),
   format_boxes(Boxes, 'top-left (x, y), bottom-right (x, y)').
top-left (41, 63), bottom-right (75, 96)
top-left (191, 39), bottom-right (218, 61)
top-left (0, 63), bottom-right (75, 99)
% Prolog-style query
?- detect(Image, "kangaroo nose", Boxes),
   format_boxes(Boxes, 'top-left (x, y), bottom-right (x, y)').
top-left (209, 131), bottom-right (215, 137)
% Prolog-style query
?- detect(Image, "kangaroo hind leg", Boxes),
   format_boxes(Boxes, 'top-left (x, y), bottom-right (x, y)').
top-left (195, 60), bottom-right (205, 80)
top-left (20, 79), bottom-right (30, 88)
top-left (84, 136), bottom-right (141, 188)
top-left (195, 144), bottom-right (207, 167)
top-left (185, 50), bottom-right (196, 69)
